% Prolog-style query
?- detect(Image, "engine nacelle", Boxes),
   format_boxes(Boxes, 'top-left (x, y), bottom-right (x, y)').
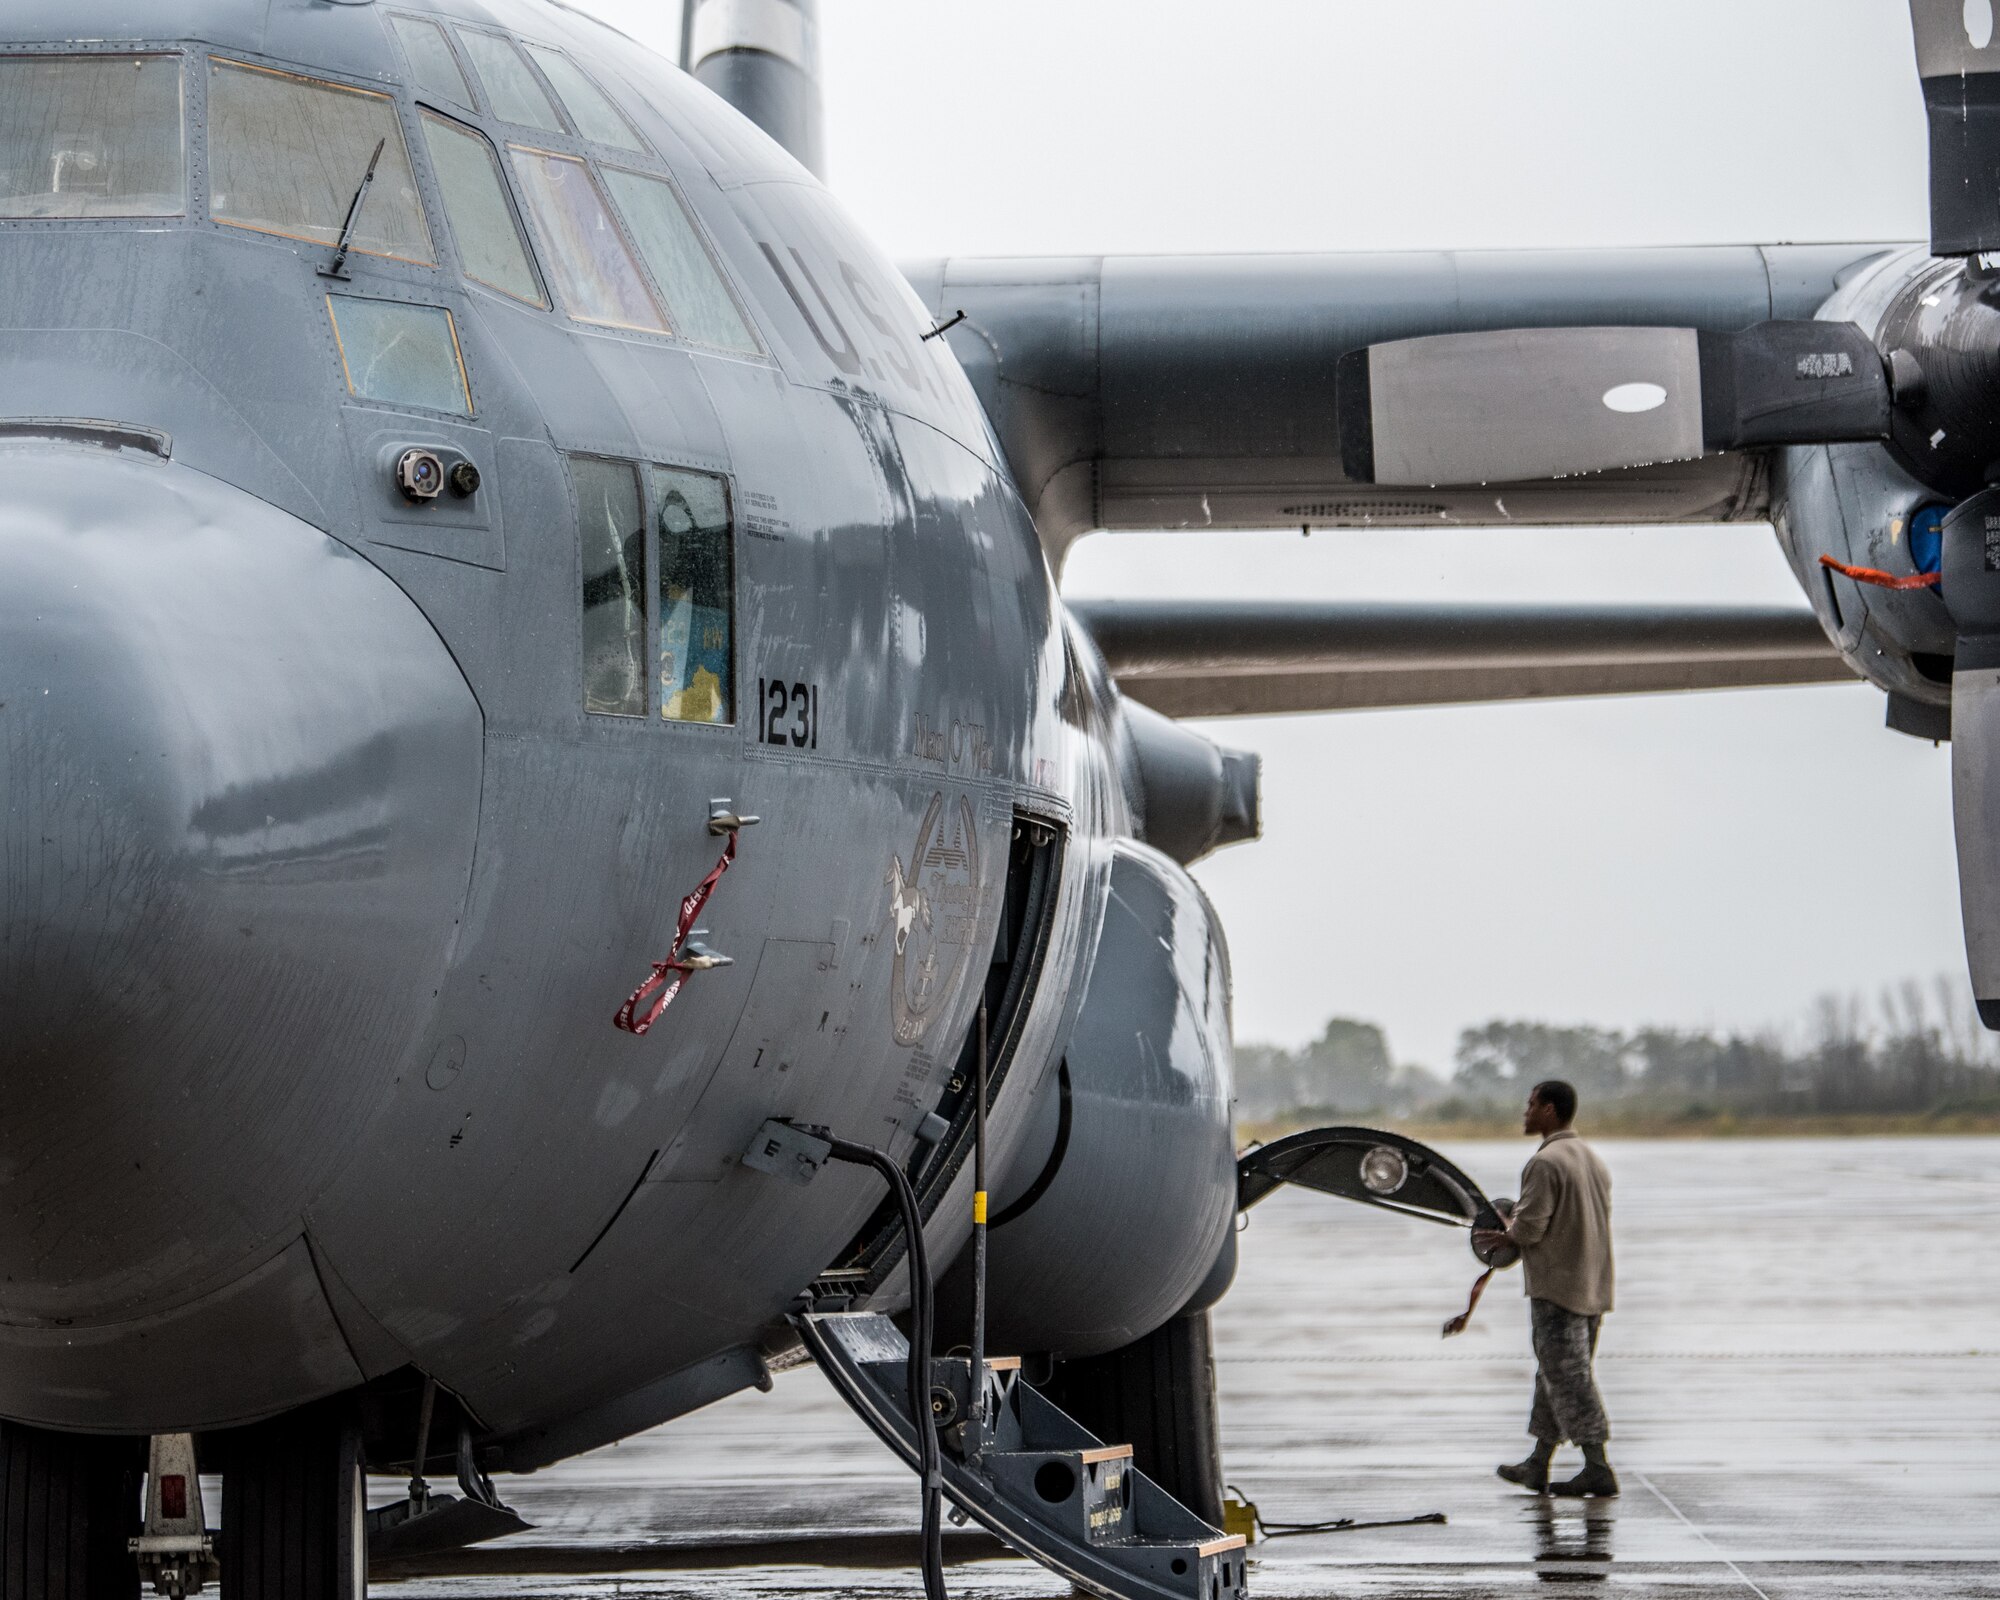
top-left (1120, 701), bottom-right (1260, 865)
top-left (944, 840), bottom-right (1237, 1360)
top-left (1774, 441), bottom-right (1956, 737)
top-left (1771, 245), bottom-right (2000, 741)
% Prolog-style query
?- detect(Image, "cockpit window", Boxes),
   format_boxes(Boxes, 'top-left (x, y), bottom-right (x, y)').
top-left (573, 456), bottom-right (648, 718)
top-left (390, 16), bottom-right (474, 113)
top-left (509, 147), bottom-right (664, 332)
top-left (0, 55), bottom-right (185, 218)
top-left (325, 295), bottom-right (472, 415)
top-left (209, 59), bottom-right (433, 264)
top-left (521, 45), bottom-right (647, 153)
top-left (600, 167), bottom-right (759, 355)
top-left (422, 113), bottom-right (544, 306)
top-left (655, 466), bottom-right (734, 725)
top-left (456, 31), bottom-right (563, 133)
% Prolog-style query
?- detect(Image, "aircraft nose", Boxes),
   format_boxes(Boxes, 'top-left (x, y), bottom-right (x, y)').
top-left (0, 444), bottom-right (481, 1327)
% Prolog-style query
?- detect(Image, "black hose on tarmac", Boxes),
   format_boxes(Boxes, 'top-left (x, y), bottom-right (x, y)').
top-left (825, 1137), bottom-right (947, 1600)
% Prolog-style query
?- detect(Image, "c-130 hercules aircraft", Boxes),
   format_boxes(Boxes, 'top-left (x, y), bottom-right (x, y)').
top-left (4, 0), bottom-right (2000, 1595)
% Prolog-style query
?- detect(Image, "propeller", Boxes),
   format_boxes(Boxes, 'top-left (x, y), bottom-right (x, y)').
top-left (1911, 3), bottom-right (2000, 1029)
top-left (1910, 0), bottom-right (2000, 256)
top-left (682, 0), bottom-right (825, 179)
top-left (1940, 489), bottom-right (2000, 1023)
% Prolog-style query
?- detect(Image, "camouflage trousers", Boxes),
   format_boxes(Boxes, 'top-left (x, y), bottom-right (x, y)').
top-left (1528, 1298), bottom-right (1609, 1446)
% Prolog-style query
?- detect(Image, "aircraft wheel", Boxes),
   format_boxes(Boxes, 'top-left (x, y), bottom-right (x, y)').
top-left (0, 1419), bottom-right (143, 1600)
top-left (218, 1407), bottom-right (366, 1600)
top-left (1034, 1311), bottom-right (1226, 1525)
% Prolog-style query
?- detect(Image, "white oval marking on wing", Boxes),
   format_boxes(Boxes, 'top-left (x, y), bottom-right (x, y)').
top-left (1967, 0), bottom-right (1994, 50)
top-left (1603, 382), bottom-right (1668, 414)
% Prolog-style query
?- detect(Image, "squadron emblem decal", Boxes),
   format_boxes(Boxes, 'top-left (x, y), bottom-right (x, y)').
top-left (884, 791), bottom-right (982, 1047)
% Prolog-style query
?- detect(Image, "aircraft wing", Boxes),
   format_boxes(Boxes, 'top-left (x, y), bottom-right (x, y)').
top-left (1070, 600), bottom-right (1853, 719)
top-left (901, 245), bottom-right (1913, 567)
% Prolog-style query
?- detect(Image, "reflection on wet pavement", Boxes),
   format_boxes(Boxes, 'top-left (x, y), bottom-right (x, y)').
top-left (1528, 1498), bottom-right (1614, 1583)
top-left (378, 1138), bottom-right (2000, 1598)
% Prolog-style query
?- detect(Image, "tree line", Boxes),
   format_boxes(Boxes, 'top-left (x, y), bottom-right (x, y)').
top-left (1235, 979), bottom-right (2000, 1121)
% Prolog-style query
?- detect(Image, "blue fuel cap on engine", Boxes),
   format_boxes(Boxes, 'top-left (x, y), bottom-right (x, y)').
top-left (1912, 503), bottom-right (1948, 576)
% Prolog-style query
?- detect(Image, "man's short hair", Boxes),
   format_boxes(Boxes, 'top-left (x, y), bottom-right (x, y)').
top-left (1532, 1079), bottom-right (1578, 1125)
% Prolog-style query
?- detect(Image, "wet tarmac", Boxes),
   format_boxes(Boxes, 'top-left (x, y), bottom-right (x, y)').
top-left (375, 1137), bottom-right (2000, 1598)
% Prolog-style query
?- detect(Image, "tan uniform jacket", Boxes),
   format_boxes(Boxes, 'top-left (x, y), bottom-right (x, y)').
top-left (1511, 1129), bottom-right (1614, 1315)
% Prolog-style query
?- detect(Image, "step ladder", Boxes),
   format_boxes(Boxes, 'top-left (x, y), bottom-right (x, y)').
top-left (795, 1312), bottom-right (1249, 1600)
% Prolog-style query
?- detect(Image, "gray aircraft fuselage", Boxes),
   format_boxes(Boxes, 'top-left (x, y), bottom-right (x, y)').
top-left (0, 0), bottom-right (1239, 1466)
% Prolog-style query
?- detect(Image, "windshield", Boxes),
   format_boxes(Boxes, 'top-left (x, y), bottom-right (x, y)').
top-left (208, 58), bottom-right (433, 264)
top-left (510, 146), bottom-right (663, 331)
top-left (0, 54), bottom-right (185, 218)
top-left (601, 166), bottom-right (758, 354)
top-left (391, 16), bottom-right (474, 114)
top-left (423, 112), bottom-right (543, 305)
top-left (523, 45), bottom-right (646, 153)
top-left (457, 31), bottom-right (563, 132)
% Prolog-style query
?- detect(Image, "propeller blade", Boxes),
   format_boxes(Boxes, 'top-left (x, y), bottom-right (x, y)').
top-left (1337, 322), bottom-right (1891, 488)
top-left (1941, 488), bottom-right (2000, 1026)
top-left (1909, 0), bottom-right (2000, 255)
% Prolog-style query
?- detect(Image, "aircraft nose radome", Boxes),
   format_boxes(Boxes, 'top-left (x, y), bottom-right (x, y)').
top-left (0, 446), bottom-right (482, 1330)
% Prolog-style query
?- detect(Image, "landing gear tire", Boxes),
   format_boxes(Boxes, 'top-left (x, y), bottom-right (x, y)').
top-left (218, 1408), bottom-right (366, 1600)
top-left (1034, 1310), bottom-right (1226, 1525)
top-left (0, 1419), bottom-right (143, 1600)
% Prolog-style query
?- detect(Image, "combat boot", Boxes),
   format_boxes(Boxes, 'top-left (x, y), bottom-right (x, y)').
top-left (1496, 1443), bottom-right (1553, 1492)
top-left (1549, 1445), bottom-right (1619, 1498)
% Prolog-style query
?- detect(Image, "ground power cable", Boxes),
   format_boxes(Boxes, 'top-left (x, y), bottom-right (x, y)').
top-left (823, 1135), bottom-right (949, 1600)
top-left (967, 1003), bottom-right (989, 1460)
top-left (1225, 1484), bottom-right (1446, 1539)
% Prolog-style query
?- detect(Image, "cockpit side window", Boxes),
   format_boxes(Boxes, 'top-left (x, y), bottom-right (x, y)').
top-left (326, 295), bottom-right (472, 415)
top-left (509, 147), bottom-right (665, 332)
top-left (654, 466), bottom-right (734, 725)
top-left (599, 166), bottom-right (760, 355)
top-left (390, 16), bottom-right (475, 114)
top-left (0, 54), bottom-right (185, 219)
top-left (572, 456), bottom-right (649, 718)
top-left (421, 113), bottom-right (545, 307)
top-left (209, 59), bottom-right (433, 265)
top-left (520, 45), bottom-right (648, 154)
top-left (455, 30), bottom-right (564, 134)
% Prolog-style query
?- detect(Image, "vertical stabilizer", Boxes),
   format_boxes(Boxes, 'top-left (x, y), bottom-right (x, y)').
top-left (683, 0), bottom-right (824, 179)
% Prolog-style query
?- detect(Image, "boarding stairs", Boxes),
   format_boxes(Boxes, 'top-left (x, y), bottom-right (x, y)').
top-left (797, 1312), bottom-right (1248, 1600)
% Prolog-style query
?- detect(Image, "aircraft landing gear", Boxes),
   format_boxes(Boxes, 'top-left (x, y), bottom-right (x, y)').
top-left (130, 1433), bottom-right (219, 1598)
top-left (1035, 1311), bottom-right (1228, 1526)
top-left (215, 1407), bottom-right (367, 1600)
top-left (0, 1418), bottom-right (144, 1599)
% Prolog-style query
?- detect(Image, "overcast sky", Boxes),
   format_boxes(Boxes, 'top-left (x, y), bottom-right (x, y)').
top-left (579, 0), bottom-right (1962, 1070)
